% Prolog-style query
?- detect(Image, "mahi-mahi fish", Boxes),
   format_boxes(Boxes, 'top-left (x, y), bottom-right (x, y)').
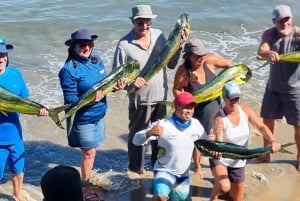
top-left (128, 13), bottom-right (191, 94)
top-left (0, 85), bottom-right (69, 129)
top-left (60, 60), bottom-right (140, 124)
top-left (194, 139), bottom-right (295, 160)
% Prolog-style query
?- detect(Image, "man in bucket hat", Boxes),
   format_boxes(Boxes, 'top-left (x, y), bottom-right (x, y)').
top-left (113, 5), bottom-right (183, 179)
top-left (0, 38), bottom-right (48, 201)
top-left (257, 5), bottom-right (300, 168)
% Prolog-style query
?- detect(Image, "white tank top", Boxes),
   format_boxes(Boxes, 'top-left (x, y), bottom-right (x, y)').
top-left (219, 106), bottom-right (249, 167)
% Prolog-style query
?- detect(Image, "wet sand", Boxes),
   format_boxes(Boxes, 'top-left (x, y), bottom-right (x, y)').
top-left (86, 93), bottom-right (300, 201)
top-left (0, 92), bottom-right (299, 201)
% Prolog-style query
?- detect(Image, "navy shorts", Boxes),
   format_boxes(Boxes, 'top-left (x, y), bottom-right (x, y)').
top-left (0, 140), bottom-right (25, 179)
top-left (261, 88), bottom-right (300, 126)
top-left (209, 159), bottom-right (245, 183)
top-left (68, 118), bottom-right (105, 149)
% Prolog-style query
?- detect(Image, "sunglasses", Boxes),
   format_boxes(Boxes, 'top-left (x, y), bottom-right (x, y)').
top-left (78, 41), bottom-right (93, 48)
top-left (135, 20), bottom-right (152, 27)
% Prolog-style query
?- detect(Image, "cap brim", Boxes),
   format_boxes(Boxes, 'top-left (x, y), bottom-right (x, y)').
top-left (227, 94), bottom-right (241, 100)
top-left (6, 44), bottom-right (13, 50)
top-left (129, 15), bottom-right (157, 20)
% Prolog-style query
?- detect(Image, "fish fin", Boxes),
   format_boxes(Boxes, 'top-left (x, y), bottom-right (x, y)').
top-left (67, 115), bottom-right (75, 136)
top-left (279, 148), bottom-right (294, 154)
top-left (279, 142), bottom-right (296, 154)
top-left (0, 111), bottom-right (8, 116)
top-left (48, 104), bottom-right (72, 129)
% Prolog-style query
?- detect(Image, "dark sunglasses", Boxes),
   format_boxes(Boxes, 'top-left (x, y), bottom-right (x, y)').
top-left (78, 41), bottom-right (93, 48)
top-left (135, 20), bottom-right (152, 27)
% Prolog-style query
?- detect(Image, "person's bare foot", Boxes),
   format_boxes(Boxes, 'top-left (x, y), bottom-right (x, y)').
top-left (13, 195), bottom-right (27, 201)
top-left (127, 170), bottom-right (142, 180)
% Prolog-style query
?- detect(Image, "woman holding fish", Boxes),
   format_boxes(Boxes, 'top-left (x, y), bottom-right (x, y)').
top-left (209, 82), bottom-right (281, 201)
top-left (173, 38), bottom-right (232, 134)
top-left (58, 29), bottom-right (124, 185)
top-left (0, 38), bottom-right (48, 201)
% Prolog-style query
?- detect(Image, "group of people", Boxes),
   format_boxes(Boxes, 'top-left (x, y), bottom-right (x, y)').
top-left (0, 3), bottom-right (299, 201)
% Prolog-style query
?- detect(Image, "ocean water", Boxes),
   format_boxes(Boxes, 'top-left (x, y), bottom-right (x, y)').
top-left (0, 0), bottom-right (299, 200)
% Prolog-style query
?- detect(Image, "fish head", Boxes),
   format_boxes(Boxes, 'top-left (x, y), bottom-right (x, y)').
top-left (231, 64), bottom-right (252, 84)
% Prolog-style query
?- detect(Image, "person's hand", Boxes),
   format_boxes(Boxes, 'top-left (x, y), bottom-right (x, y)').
top-left (181, 28), bottom-right (189, 41)
top-left (133, 77), bottom-right (147, 89)
top-left (270, 141), bottom-right (281, 153)
top-left (266, 50), bottom-right (280, 64)
top-left (194, 166), bottom-right (204, 179)
top-left (94, 90), bottom-right (104, 102)
top-left (38, 108), bottom-right (49, 116)
top-left (113, 77), bottom-right (126, 91)
top-left (211, 151), bottom-right (222, 160)
top-left (147, 120), bottom-right (163, 137)
top-left (207, 129), bottom-right (216, 141)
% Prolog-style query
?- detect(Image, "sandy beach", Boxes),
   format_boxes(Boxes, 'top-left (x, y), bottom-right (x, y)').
top-left (91, 93), bottom-right (300, 201)
top-left (0, 90), bottom-right (299, 201)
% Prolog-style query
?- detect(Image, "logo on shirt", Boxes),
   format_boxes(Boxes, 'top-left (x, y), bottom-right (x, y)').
top-left (157, 146), bottom-right (166, 159)
top-left (99, 69), bottom-right (105, 74)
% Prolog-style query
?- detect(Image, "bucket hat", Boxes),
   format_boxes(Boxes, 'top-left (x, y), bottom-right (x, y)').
top-left (129, 5), bottom-right (157, 20)
top-left (0, 38), bottom-right (13, 53)
top-left (65, 28), bottom-right (98, 46)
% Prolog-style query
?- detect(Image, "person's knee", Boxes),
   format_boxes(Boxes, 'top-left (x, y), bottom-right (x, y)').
top-left (82, 148), bottom-right (96, 158)
top-left (218, 180), bottom-right (231, 194)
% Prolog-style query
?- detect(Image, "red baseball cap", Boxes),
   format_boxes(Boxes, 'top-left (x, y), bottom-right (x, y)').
top-left (174, 92), bottom-right (196, 106)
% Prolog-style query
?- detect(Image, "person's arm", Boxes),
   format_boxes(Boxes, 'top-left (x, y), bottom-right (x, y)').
top-left (213, 111), bottom-right (224, 141)
top-left (173, 65), bottom-right (189, 96)
top-left (257, 29), bottom-right (280, 63)
top-left (167, 49), bottom-right (182, 69)
top-left (205, 54), bottom-right (232, 69)
top-left (192, 148), bottom-right (203, 178)
top-left (241, 105), bottom-right (281, 152)
top-left (58, 67), bottom-right (79, 104)
top-left (112, 45), bottom-right (127, 69)
top-left (132, 121), bottom-right (162, 146)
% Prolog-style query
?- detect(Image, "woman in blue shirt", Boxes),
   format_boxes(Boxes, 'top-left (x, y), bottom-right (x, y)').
top-left (59, 29), bottom-right (124, 184)
top-left (0, 38), bottom-right (48, 201)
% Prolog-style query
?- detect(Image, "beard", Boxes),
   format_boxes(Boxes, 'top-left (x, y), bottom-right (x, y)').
top-left (279, 26), bottom-right (291, 36)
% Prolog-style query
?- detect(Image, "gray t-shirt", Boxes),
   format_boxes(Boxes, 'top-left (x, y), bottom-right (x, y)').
top-left (113, 28), bottom-right (168, 105)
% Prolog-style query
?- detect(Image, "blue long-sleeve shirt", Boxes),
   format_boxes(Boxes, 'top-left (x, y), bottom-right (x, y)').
top-left (59, 52), bottom-right (108, 127)
top-left (0, 66), bottom-right (29, 145)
